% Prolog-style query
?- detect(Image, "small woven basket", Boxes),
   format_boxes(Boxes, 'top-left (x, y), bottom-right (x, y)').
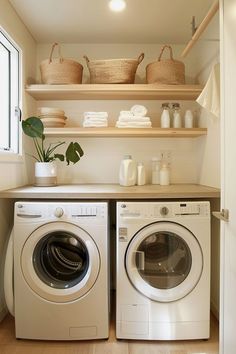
top-left (84, 53), bottom-right (144, 84)
top-left (146, 45), bottom-right (185, 85)
top-left (40, 43), bottom-right (83, 84)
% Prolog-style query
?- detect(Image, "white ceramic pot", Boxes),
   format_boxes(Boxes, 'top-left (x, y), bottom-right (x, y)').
top-left (34, 162), bottom-right (57, 187)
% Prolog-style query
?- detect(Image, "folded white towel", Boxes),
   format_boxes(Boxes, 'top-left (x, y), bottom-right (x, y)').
top-left (118, 116), bottom-right (151, 123)
top-left (84, 112), bottom-right (108, 118)
top-left (118, 113), bottom-right (134, 119)
top-left (116, 121), bottom-right (152, 128)
top-left (130, 105), bottom-right (148, 117)
top-left (120, 110), bottom-right (132, 115)
top-left (83, 121), bottom-right (108, 127)
top-left (84, 117), bottom-right (108, 122)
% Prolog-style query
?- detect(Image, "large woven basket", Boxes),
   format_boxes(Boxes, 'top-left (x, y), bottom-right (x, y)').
top-left (84, 53), bottom-right (144, 84)
top-left (146, 45), bottom-right (185, 85)
top-left (40, 43), bottom-right (83, 84)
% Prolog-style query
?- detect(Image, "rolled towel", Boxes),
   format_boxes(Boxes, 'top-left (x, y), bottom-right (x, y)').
top-left (116, 121), bottom-right (152, 128)
top-left (83, 121), bottom-right (108, 127)
top-left (118, 116), bottom-right (151, 123)
top-left (130, 105), bottom-right (148, 117)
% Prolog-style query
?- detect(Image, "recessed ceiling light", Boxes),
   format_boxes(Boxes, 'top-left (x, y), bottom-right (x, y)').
top-left (109, 0), bottom-right (126, 12)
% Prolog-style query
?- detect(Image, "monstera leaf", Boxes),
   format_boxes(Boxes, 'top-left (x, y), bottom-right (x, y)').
top-left (65, 142), bottom-right (84, 165)
top-left (22, 117), bottom-right (44, 139)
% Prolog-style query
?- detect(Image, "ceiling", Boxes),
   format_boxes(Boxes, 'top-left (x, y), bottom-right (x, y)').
top-left (9, 0), bottom-right (216, 44)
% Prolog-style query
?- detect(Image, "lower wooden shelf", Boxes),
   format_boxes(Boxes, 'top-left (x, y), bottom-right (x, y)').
top-left (44, 127), bottom-right (207, 138)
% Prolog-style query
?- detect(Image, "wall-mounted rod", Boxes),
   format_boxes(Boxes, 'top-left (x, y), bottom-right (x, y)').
top-left (181, 0), bottom-right (219, 58)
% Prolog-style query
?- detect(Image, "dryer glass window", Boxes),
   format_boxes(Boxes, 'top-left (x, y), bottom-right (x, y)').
top-left (136, 231), bottom-right (191, 289)
top-left (33, 231), bottom-right (89, 289)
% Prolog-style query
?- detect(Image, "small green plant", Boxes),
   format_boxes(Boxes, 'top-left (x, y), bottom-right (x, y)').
top-left (22, 117), bottom-right (84, 164)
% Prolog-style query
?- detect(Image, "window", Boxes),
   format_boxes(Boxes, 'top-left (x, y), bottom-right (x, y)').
top-left (0, 28), bottom-right (21, 155)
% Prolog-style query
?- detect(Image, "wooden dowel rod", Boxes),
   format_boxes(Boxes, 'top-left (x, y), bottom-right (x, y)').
top-left (181, 0), bottom-right (219, 58)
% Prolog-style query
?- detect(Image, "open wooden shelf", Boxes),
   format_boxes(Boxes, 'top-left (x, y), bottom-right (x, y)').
top-left (26, 84), bottom-right (203, 101)
top-left (44, 127), bottom-right (207, 138)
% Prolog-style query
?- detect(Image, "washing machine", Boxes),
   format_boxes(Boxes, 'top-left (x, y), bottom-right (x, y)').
top-left (116, 201), bottom-right (211, 340)
top-left (4, 201), bottom-right (109, 340)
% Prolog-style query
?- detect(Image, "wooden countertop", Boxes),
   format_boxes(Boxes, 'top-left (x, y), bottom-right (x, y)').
top-left (0, 184), bottom-right (220, 199)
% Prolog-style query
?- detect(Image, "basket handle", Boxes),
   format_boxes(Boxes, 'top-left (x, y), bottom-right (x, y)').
top-left (137, 53), bottom-right (145, 64)
top-left (49, 43), bottom-right (63, 64)
top-left (84, 55), bottom-right (90, 65)
top-left (158, 45), bottom-right (174, 61)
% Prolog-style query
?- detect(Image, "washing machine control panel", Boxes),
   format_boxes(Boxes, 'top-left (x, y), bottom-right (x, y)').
top-left (54, 207), bottom-right (64, 218)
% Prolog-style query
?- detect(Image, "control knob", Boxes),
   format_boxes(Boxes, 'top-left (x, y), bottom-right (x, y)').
top-left (54, 207), bottom-right (64, 218)
top-left (160, 206), bottom-right (169, 216)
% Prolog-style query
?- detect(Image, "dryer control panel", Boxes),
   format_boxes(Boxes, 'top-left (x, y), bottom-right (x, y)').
top-left (118, 201), bottom-right (210, 219)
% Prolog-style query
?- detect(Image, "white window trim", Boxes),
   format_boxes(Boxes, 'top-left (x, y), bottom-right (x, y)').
top-left (0, 26), bottom-right (22, 163)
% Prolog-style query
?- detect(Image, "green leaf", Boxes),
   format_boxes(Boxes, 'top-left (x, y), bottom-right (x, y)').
top-left (22, 117), bottom-right (44, 138)
top-left (54, 154), bottom-right (64, 162)
top-left (65, 142), bottom-right (84, 165)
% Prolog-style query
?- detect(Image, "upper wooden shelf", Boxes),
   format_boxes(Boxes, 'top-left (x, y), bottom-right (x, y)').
top-left (25, 84), bottom-right (203, 101)
top-left (44, 127), bottom-right (207, 138)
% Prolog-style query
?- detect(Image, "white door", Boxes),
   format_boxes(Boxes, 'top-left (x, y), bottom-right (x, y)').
top-left (220, 0), bottom-right (236, 352)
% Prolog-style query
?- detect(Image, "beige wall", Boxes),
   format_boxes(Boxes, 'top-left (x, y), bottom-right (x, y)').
top-left (35, 43), bottom-right (204, 185)
top-left (0, 0), bottom-right (36, 320)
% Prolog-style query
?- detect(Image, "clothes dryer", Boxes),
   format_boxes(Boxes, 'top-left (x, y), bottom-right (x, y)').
top-left (116, 201), bottom-right (210, 340)
top-left (4, 201), bottom-right (109, 340)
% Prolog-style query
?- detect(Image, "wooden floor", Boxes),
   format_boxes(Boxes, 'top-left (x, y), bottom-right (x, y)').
top-left (0, 313), bottom-right (219, 354)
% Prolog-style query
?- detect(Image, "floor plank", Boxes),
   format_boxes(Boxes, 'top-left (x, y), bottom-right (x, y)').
top-left (0, 314), bottom-right (219, 354)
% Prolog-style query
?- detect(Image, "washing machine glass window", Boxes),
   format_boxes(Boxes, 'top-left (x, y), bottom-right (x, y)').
top-left (125, 221), bottom-right (203, 302)
top-left (21, 222), bottom-right (100, 303)
top-left (33, 231), bottom-right (89, 289)
top-left (136, 231), bottom-right (191, 290)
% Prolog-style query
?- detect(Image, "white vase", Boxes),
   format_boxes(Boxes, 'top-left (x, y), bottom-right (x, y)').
top-left (34, 162), bottom-right (57, 187)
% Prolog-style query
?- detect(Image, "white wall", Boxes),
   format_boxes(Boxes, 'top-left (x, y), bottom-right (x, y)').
top-left (0, 0), bottom-right (36, 320)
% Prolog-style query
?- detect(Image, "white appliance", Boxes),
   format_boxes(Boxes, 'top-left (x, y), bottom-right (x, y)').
top-left (116, 201), bottom-right (211, 340)
top-left (4, 201), bottom-right (109, 340)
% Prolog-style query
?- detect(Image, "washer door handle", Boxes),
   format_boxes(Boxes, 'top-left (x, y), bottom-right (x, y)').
top-left (134, 251), bottom-right (145, 270)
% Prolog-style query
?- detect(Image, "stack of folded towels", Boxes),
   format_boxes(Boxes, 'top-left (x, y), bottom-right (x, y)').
top-left (116, 105), bottom-right (152, 128)
top-left (83, 112), bottom-right (108, 127)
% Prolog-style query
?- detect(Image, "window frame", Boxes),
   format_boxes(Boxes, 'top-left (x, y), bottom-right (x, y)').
top-left (0, 27), bottom-right (22, 162)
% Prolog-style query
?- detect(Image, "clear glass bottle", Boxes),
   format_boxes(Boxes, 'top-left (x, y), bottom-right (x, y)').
top-left (160, 103), bottom-right (170, 128)
top-left (151, 157), bottom-right (161, 184)
top-left (172, 103), bottom-right (182, 128)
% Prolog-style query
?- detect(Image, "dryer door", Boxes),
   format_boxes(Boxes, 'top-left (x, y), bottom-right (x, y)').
top-left (125, 221), bottom-right (203, 302)
top-left (21, 222), bottom-right (100, 303)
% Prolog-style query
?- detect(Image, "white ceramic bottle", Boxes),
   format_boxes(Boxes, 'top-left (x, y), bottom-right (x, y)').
top-left (160, 163), bottom-right (170, 185)
top-left (119, 155), bottom-right (136, 186)
top-left (184, 109), bottom-right (194, 128)
top-left (137, 162), bottom-right (146, 186)
top-left (172, 103), bottom-right (182, 128)
top-left (151, 157), bottom-right (161, 184)
top-left (160, 103), bottom-right (170, 128)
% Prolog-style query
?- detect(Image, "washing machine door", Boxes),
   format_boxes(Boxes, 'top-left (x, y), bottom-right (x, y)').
top-left (21, 222), bottom-right (100, 303)
top-left (125, 221), bottom-right (203, 302)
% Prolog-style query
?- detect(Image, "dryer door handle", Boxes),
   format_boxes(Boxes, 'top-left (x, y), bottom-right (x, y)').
top-left (134, 251), bottom-right (145, 270)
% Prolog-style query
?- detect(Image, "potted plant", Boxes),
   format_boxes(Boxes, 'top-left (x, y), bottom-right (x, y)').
top-left (22, 116), bottom-right (84, 186)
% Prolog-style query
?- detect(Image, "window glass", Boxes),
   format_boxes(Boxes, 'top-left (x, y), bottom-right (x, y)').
top-left (0, 29), bottom-right (20, 154)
